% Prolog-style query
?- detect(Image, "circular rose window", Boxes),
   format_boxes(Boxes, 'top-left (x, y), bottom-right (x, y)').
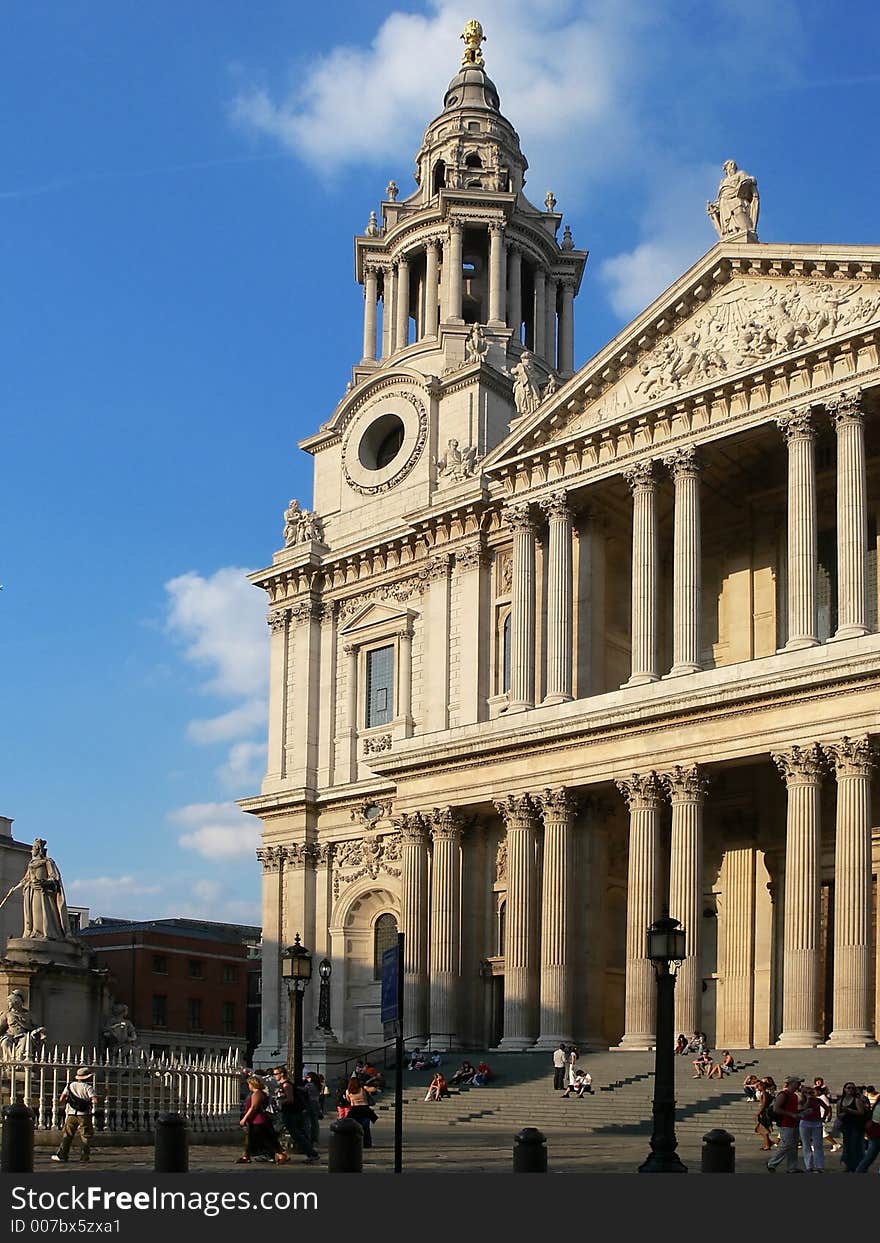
top-left (342, 391), bottom-right (428, 495)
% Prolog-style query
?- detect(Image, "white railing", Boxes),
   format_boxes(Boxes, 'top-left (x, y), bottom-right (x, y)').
top-left (0, 1044), bottom-right (243, 1133)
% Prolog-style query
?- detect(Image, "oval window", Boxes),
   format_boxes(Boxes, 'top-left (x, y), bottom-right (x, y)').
top-left (358, 413), bottom-right (406, 470)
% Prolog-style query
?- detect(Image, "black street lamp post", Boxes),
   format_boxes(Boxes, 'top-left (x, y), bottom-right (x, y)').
top-left (281, 934), bottom-right (313, 1084)
top-left (639, 910), bottom-right (688, 1174)
top-left (317, 958), bottom-right (333, 1034)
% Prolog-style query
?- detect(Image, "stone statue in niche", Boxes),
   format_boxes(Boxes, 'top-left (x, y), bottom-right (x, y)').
top-left (510, 350), bottom-right (542, 417)
top-left (707, 160), bottom-right (759, 239)
top-left (283, 500), bottom-right (323, 546)
top-left (465, 322), bottom-right (489, 364)
top-left (436, 438), bottom-right (479, 482)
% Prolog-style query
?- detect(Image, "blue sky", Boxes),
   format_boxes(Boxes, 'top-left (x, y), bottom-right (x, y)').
top-left (3, 1), bottom-right (879, 925)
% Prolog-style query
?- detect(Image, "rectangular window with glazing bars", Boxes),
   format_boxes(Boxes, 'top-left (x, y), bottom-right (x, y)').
top-left (365, 645), bottom-right (394, 728)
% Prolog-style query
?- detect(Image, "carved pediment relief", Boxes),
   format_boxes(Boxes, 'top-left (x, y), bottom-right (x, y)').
top-left (563, 275), bottom-right (880, 435)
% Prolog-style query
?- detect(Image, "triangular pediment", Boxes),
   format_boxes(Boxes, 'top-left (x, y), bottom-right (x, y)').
top-left (339, 600), bottom-right (415, 635)
top-left (484, 240), bottom-right (880, 467)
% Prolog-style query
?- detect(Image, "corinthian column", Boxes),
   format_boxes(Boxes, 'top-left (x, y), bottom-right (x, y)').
top-left (495, 795), bottom-right (540, 1049)
top-left (423, 240), bottom-right (440, 338)
top-left (615, 773), bottom-right (663, 1048)
top-left (362, 266), bottom-right (379, 362)
top-left (508, 245), bottom-right (522, 342)
top-left (398, 813), bottom-right (430, 1042)
top-left (545, 277), bottom-right (558, 370)
top-left (394, 255), bottom-right (410, 351)
top-left (533, 268), bottom-right (546, 357)
top-left (444, 220), bottom-right (463, 323)
top-left (623, 460), bottom-right (660, 685)
top-left (254, 846), bottom-right (284, 1064)
top-left (825, 737), bottom-right (876, 1045)
top-left (535, 788), bottom-right (576, 1047)
top-left (488, 221), bottom-right (507, 325)
top-left (663, 446), bottom-right (703, 675)
top-left (380, 268), bottom-right (393, 360)
top-left (662, 764), bottom-right (708, 1037)
top-left (504, 503), bottom-right (536, 712)
top-left (828, 391), bottom-right (869, 639)
top-left (777, 409), bottom-right (819, 649)
top-left (540, 491), bottom-right (573, 704)
top-left (429, 809), bottom-right (463, 1047)
top-left (772, 744), bottom-right (824, 1046)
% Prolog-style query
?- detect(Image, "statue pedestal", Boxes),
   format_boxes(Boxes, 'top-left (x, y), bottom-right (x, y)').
top-left (1, 938), bottom-right (109, 1054)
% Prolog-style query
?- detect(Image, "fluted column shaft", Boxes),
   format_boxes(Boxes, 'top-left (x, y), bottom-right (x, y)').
top-left (533, 268), bottom-right (546, 357)
top-left (540, 491), bottom-right (573, 703)
top-left (624, 461), bottom-right (660, 685)
top-left (429, 811), bottom-right (462, 1047)
top-left (772, 745), bottom-right (824, 1046)
top-left (778, 410), bottom-right (819, 648)
top-left (826, 738), bottom-right (876, 1045)
top-left (399, 815), bottom-right (430, 1042)
top-left (495, 796), bottom-right (540, 1049)
top-left (721, 846), bottom-right (757, 1047)
top-left (424, 241), bottom-right (440, 338)
top-left (535, 789), bottom-right (575, 1047)
top-left (508, 245), bottom-right (522, 342)
top-left (394, 255), bottom-right (410, 351)
top-left (664, 446), bottom-right (703, 675)
top-left (362, 267), bottom-right (378, 362)
top-left (663, 765), bottom-right (707, 1037)
top-left (829, 392), bottom-right (869, 639)
top-left (488, 222), bottom-right (507, 325)
top-left (545, 277), bottom-right (558, 370)
top-left (505, 504), bottom-right (536, 712)
top-left (616, 774), bottom-right (663, 1047)
top-left (444, 221), bottom-right (463, 322)
top-left (558, 279), bottom-right (575, 375)
top-left (380, 268), bottom-right (394, 360)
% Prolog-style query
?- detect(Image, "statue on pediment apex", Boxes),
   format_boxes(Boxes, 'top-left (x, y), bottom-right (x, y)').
top-left (707, 160), bottom-right (759, 239)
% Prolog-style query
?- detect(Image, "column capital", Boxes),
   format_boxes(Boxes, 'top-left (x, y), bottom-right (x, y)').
top-left (288, 597), bottom-right (322, 626)
top-left (776, 406), bottom-right (815, 442)
top-left (363, 261), bottom-right (381, 279)
top-left (772, 742), bottom-right (825, 786)
top-left (448, 218), bottom-right (463, 238)
top-left (537, 787), bottom-right (577, 821)
top-left (394, 811), bottom-right (431, 844)
top-left (430, 807), bottom-right (464, 841)
top-left (425, 237), bottom-right (441, 253)
top-left (284, 842), bottom-right (318, 870)
top-left (615, 772), bottom-right (663, 811)
top-left (489, 219), bottom-right (506, 236)
top-left (421, 552), bottom-right (453, 582)
top-left (661, 763), bottom-right (709, 803)
top-left (396, 253), bottom-right (410, 271)
top-left (503, 501), bottom-right (537, 535)
top-left (662, 444), bottom-right (702, 481)
top-left (823, 735), bottom-right (876, 778)
top-left (494, 793), bottom-right (539, 827)
top-left (267, 609), bottom-right (289, 633)
top-left (622, 459), bottom-right (657, 493)
top-left (539, 490), bottom-right (571, 522)
top-left (826, 388), bottom-right (864, 428)
top-left (507, 240), bottom-right (521, 256)
top-left (256, 845), bottom-right (285, 873)
top-left (454, 540), bottom-right (489, 571)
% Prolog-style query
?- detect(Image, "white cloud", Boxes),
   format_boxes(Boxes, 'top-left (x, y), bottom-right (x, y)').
top-left (187, 699), bottom-right (267, 745)
top-left (217, 740), bottom-right (267, 792)
top-left (67, 875), bottom-right (161, 900)
top-left (164, 567), bottom-right (267, 700)
top-left (171, 801), bottom-right (261, 860)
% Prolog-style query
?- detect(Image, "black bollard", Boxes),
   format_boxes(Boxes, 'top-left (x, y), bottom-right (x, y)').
top-left (1, 1103), bottom-right (35, 1173)
top-left (513, 1127), bottom-right (547, 1173)
top-left (154, 1112), bottom-right (189, 1172)
top-left (701, 1128), bottom-right (735, 1173)
top-left (328, 1117), bottom-right (363, 1172)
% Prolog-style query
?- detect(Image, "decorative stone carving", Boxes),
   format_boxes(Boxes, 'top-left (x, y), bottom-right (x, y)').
top-left (421, 553), bottom-right (453, 583)
top-left (284, 842), bottom-right (318, 868)
top-left (615, 772), bottom-right (663, 811)
top-left (436, 437), bottom-right (480, 483)
top-left (395, 812), bottom-right (430, 844)
top-left (566, 277), bottom-right (880, 429)
top-left (338, 576), bottom-right (423, 618)
top-left (430, 807), bottom-right (463, 841)
top-left (823, 735), bottom-right (875, 778)
top-left (267, 609), bottom-right (289, 633)
top-left (494, 793), bottom-right (538, 826)
top-left (363, 733), bottom-right (392, 756)
top-left (454, 541), bottom-right (486, 571)
top-left (661, 764), bottom-right (709, 802)
top-left (539, 490), bottom-right (570, 522)
top-left (502, 502), bottom-right (535, 534)
top-left (102, 1002), bottom-right (138, 1055)
top-left (385, 180), bottom-right (398, 201)
top-left (662, 444), bottom-right (701, 480)
top-left (350, 799), bottom-right (393, 827)
top-left (283, 499), bottom-right (323, 546)
top-left (0, 990), bottom-right (46, 1060)
top-left (510, 351), bottom-right (542, 417)
top-left (538, 787), bottom-right (576, 819)
top-left (0, 838), bottom-right (72, 942)
top-left (365, 210), bottom-right (380, 237)
top-left (288, 598), bottom-right (322, 626)
top-left (342, 390), bottom-right (428, 496)
top-left (772, 743), bottom-right (825, 785)
top-left (333, 831), bottom-right (403, 896)
top-left (256, 845), bottom-right (284, 873)
top-left (465, 322), bottom-right (489, 364)
top-left (622, 459), bottom-right (656, 493)
top-left (825, 388), bottom-right (864, 428)
top-left (707, 160), bottom-right (759, 239)
top-left (542, 372), bottom-right (558, 399)
top-left (544, 190), bottom-right (557, 212)
top-left (495, 838), bottom-right (508, 883)
top-left (776, 407), bottom-right (815, 442)
top-left (496, 550), bottom-right (513, 592)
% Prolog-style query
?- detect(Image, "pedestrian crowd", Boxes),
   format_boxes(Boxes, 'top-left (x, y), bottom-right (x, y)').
top-left (751, 1073), bottom-right (880, 1173)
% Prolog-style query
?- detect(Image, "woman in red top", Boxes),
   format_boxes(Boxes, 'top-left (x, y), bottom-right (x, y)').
top-left (237, 1076), bottom-right (288, 1164)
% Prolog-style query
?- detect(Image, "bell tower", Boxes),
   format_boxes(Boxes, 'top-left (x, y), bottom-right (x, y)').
top-left (299, 20), bottom-right (588, 548)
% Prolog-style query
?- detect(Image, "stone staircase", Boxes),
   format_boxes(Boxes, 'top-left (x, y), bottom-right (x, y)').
top-left (373, 1048), bottom-right (880, 1138)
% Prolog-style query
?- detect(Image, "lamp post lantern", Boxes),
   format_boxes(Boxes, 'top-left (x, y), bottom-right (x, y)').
top-left (638, 909), bottom-right (688, 1174)
top-left (281, 934), bottom-right (313, 1084)
top-left (317, 957), bottom-right (333, 1034)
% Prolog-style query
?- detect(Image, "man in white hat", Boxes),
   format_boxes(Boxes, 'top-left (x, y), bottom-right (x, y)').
top-left (51, 1068), bottom-right (98, 1163)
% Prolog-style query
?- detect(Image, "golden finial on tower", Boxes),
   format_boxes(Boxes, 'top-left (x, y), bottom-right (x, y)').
top-left (460, 19), bottom-right (485, 67)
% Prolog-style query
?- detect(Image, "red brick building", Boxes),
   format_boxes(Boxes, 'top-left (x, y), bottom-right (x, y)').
top-left (80, 917), bottom-right (261, 1059)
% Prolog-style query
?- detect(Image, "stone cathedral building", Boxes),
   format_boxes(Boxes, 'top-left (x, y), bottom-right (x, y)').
top-left (242, 22), bottom-right (880, 1064)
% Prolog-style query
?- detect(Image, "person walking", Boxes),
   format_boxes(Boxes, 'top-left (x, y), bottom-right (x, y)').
top-left (754, 1079), bottom-right (775, 1151)
top-left (271, 1067), bottom-right (319, 1163)
top-left (304, 1071), bottom-right (323, 1147)
top-left (237, 1075), bottom-right (288, 1164)
top-left (344, 1076), bottom-right (376, 1148)
top-left (836, 1081), bottom-right (868, 1172)
top-left (854, 1091), bottom-right (880, 1173)
top-left (766, 1075), bottom-right (803, 1173)
top-left (798, 1084), bottom-right (828, 1172)
top-left (552, 1043), bottom-right (567, 1091)
top-left (51, 1067), bottom-right (97, 1163)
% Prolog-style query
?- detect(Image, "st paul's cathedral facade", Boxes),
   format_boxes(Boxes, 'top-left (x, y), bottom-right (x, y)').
top-left (243, 22), bottom-right (880, 1063)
